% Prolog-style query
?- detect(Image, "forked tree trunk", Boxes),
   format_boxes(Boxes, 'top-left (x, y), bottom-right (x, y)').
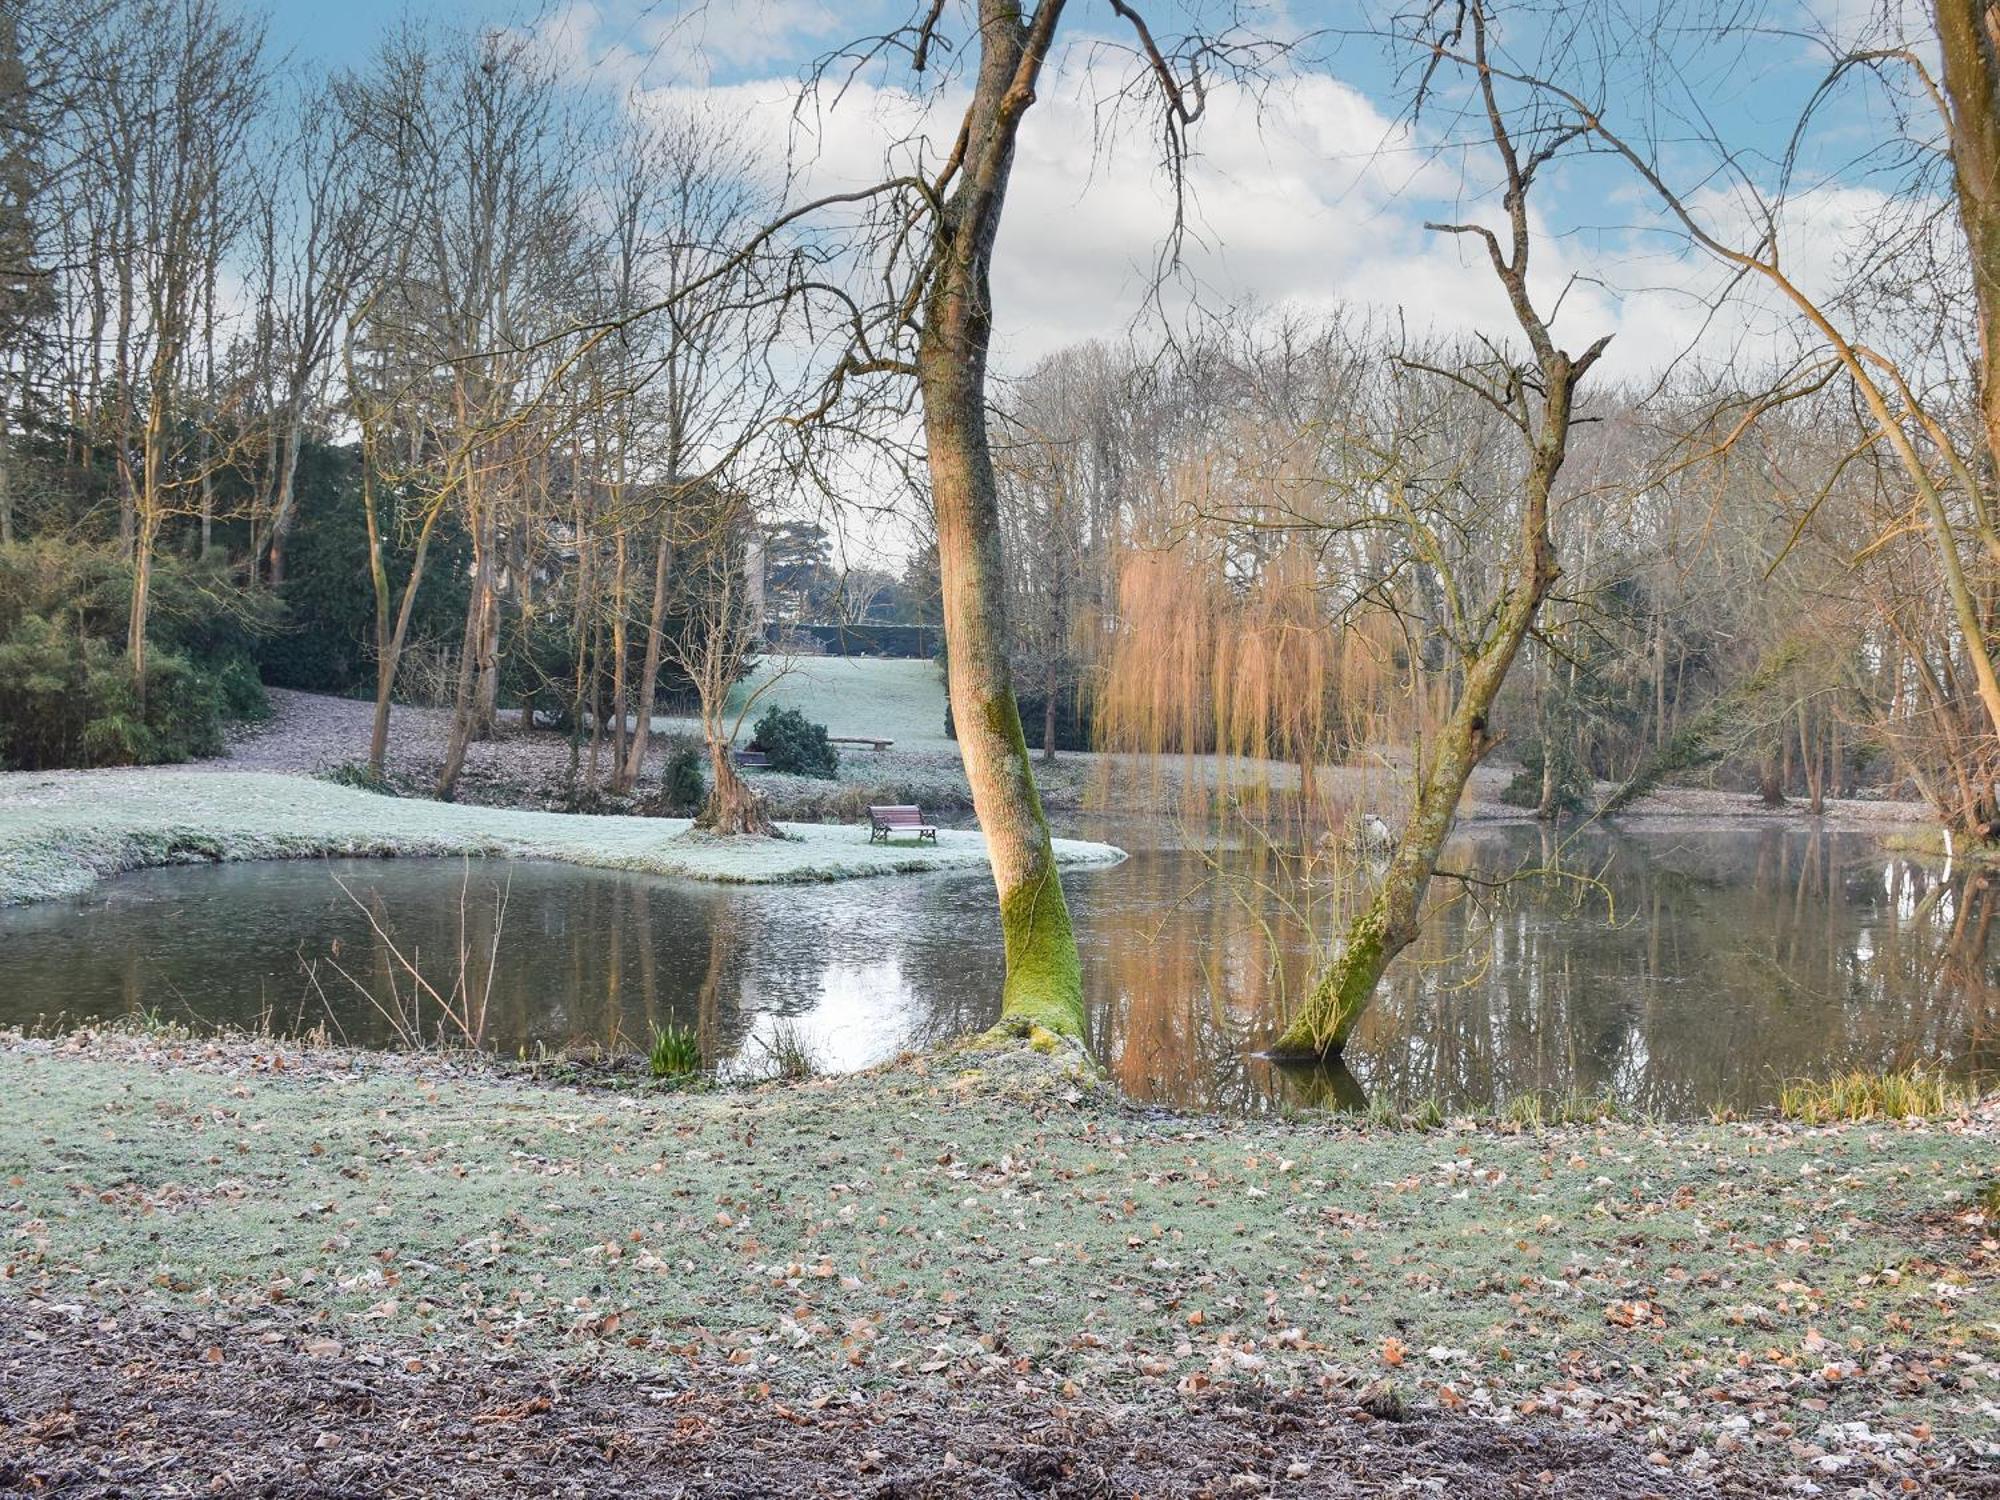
top-left (438, 480), bottom-right (494, 800)
top-left (913, 0), bottom-right (1082, 1040)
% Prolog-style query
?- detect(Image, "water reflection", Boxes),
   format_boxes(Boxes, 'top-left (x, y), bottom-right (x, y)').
top-left (0, 823), bottom-right (1990, 1117)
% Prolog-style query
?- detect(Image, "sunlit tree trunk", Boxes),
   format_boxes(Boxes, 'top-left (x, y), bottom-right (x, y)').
top-left (914, 0), bottom-right (1081, 1038)
top-left (1936, 0), bottom-right (2000, 550)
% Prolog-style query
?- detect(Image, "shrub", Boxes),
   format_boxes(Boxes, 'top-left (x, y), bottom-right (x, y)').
top-left (318, 761), bottom-right (397, 795)
top-left (0, 540), bottom-right (273, 770)
top-left (1776, 1067), bottom-right (1969, 1123)
top-left (0, 616), bottom-right (227, 769)
top-left (752, 705), bottom-right (839, 779)
top-left (656, 733), bottom-right (706, 812)
top-left (754, 1020), bottom-right (820, 1081)
top-left (1499, 737), bottom-right (1592, 817)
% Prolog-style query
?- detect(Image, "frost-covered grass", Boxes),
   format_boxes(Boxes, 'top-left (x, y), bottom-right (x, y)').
top-left (651, 656), bottom-right (953, 751)
top-left (0, 769), bottom-right (1123, 906)
top-left (3, 1030), bottom-right (1996, 1484)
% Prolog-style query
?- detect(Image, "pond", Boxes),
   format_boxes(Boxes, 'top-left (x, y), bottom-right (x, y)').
top-left (1, 821), bottom-right (1992, 1117)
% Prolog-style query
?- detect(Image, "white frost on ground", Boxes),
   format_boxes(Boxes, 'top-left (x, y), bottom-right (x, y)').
top-left (0, 769), bottom-right (1126, 906)
top-left (651, 656), bottom-right (959, 752)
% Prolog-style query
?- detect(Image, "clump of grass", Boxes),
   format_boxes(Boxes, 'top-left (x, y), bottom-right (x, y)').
top-left (754, 1021), bottom-right (820, 1082)
top-left (647, 1023), bottom-right (703, 1078)
top-left (107, 1006), bottom-right (186, 1040)
top-left (1976, 1181), bottom-right (2000, 1223)
top-left (1407, 1096), bottom-right (1446, 1132)
top-left (1776, 1067), bottom-right (1969, 1124)
top-left (1499, 1088), bottom-right (1624, 1131)
top-left (1548, 1088), bottom-right (1623, 1125)
top-left (316, 761), bottom-right (396, 795)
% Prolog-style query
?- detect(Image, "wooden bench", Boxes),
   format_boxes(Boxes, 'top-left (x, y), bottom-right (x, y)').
top-left (733, 748), bottom-right (769, 769)
top-left (829, 735), bottom-right (895, 752)
top-left (868, 804), bottom-right (936, 844)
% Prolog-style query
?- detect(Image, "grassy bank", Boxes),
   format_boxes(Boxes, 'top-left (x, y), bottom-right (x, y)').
top-left (1, 1030), bottom-right (1993, 1491)
top-left (0, 769), bottom-right (1124, 906)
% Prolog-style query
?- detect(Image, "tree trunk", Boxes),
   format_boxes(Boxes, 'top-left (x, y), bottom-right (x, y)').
top-left (1799, 700), bottom-right (1824, 816)
top-left (609, 531), bottom-right (630, 777)
top-left (912, 0), bottom-right (1082, 1039)
top-left (364, 492), bottom-right (442, 778)
top-left (0, 392), bottom-right (13, 546)
top-left (1270, 139), bottom-right (1604, 1061)
top-left (127, 396), bottom-right (170, 709)
top-left (1041, 659), bottom-right (1059, 765)
top-left (438, 479), bottom-right (494, 800)
top-left (920, 293), bottom-right (1081, 1040)
top-left (1269, 496), bottom-right (1559, 1057)
top-left (617, 530), bottom-right (674, 793)
top-left (265, 408), bottom-right (304, 586)
top-left (697, 736), bottom-right (775, 836)
top-left (1759, 746), bottom-right (1786, 807)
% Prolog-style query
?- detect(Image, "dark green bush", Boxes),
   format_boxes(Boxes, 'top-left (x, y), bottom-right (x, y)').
top-left (752, 705), bottom-right (839, 779)
top-left (1499, 736), bottom-right (1592, 817)
top-left (0, 540), bottom-right (273, 770)
top-left (257, 442), bottom-right (470, 696)
top-left (658, 733), bottom-right (707, 812)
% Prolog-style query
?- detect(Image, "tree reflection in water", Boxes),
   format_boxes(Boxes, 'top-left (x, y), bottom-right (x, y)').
top-left (0, 824), bottom-right (1990, 1117)
top-left (1082, 824), bottom-right (1996, 1116)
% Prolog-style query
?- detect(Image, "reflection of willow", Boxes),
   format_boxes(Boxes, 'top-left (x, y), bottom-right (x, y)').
top-left (1087, 840), bottom-right (1320, 1114)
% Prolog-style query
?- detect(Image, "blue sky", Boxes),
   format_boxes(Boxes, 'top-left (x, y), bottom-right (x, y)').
top-left (240, 1), bottom-right (1926, 383)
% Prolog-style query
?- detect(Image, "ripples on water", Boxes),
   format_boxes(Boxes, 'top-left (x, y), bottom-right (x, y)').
top-left (0, 821), bottom-right (1991, 1117)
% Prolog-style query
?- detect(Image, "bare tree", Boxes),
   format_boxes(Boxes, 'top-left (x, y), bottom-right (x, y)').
top-left (251, 80), bottom-right (373, 586)
top-left (1271, 3), bottom-right (1609, 1057)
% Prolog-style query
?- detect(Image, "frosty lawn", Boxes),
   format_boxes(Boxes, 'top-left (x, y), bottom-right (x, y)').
top-left (0, 769), bottom-right (1124, 906)
top-left (707, 656), bottom-right (958, 753)
top-left (2, 1031), bottom-right (1995, 1489)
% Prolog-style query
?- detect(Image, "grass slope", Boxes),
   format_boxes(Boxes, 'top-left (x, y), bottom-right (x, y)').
top-left (1, 1032), bottom-right (1994, 1488)
top-left (650, 657), bottom-right (953, 753)
top-left (0, 769), bottom-right (1123, 906)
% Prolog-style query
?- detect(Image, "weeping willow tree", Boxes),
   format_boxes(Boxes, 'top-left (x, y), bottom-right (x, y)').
top-left (1095, 535), bottom-right (1399, 829)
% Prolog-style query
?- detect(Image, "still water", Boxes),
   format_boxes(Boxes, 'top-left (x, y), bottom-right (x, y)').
top-left (1, 822), bottom-right (1992, 1117)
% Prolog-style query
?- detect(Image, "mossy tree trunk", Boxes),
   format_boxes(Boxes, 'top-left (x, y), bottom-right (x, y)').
top-left (916, 0), bottom-right (1082, 1039)
top-left (1271, 7), bottom-right (1607, 1058)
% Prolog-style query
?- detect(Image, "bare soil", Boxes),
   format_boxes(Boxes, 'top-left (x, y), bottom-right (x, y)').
top-left (0, 1297), bottom-right (1740, 1499)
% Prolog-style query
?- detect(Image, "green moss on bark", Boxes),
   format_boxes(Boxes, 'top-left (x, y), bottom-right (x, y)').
top-left (996, 864), bottom-right (1084, 1038)
top-left (1271, 898), bottom-right (1387, 1057)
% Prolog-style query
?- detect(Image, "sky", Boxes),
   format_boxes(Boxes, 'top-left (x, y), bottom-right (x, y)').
top-left (244, 0), bottom-right (1926, 391)
top-left (238, 0), bottom-right (1936, 567)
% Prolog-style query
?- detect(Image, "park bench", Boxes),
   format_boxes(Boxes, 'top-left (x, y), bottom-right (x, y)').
top-left (829, 735), bottom-right (895, 752)
top-left (868, 804), bottom-right (937, 844)
top-left (733, 748), bottom-right (769, 769)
